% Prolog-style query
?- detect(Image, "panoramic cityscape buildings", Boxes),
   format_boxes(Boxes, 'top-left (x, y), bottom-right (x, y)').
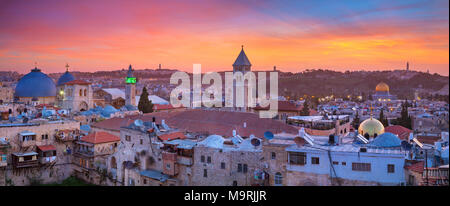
top-left (0, 0), bottom-right (448, 187)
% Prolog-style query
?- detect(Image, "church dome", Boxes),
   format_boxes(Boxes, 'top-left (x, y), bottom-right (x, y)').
top-left (369, 132), bottom-right (401, 147)
top-left (358, 117), bottom-right (385, 138)
top-left (15, 67), bottom-right (56, 97)
top-left (375, 82), bottom-right (389, 92)
top-left (57, 71), bottom-right (75, 86)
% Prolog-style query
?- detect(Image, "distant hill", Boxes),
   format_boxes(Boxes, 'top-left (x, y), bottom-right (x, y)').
top-left (3, 68), bottom-right (448, 100)
top-left (278, 69), bottom-right (449, 99)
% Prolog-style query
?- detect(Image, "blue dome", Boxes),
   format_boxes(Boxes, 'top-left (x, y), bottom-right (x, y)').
top-left (370, 132), bottom-right (401, 148)
top-left (57, 71), bottom-right (75, 86)
top-left (15, 68), bottom-right (56, 97)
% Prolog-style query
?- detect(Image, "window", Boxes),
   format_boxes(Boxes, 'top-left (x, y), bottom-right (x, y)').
top-left (221, 162), bottom-right (225, 169)
top-left (84, 89), bottom-right (87, 96)
top-left (166, 164), bottom-right (170, 169)
top-left (125, 135), bottom-right (131, 141)
top-left (41, 134), bottom-right (49, 140)
top-left (203, 169), bottom-right (207, 178)
top-left (243, 164), bottom-right (248, 173)
top-left (207, 156), bottom-right (211, 163)
top-left (408, 175), bottom-right (415, 185)
top-left (274, 172), bottom-right (283, 185)
top-left (342, 162), bottom-right (346, 166)
top-left (79, 89), bottom-right (82, 96)
top-left (143, 179), bottom-right (147, 184)
top-left (289, 152), bottom-right (306, 165)
top-left (311, 157), bottom-right (320, 165)
top-left (387, 164), bottom-right (395, 173)
top-left (333, 161), bottom-right (339, 165)
top-left (140, 139), bottom-right (143, 145)
top-left (237, 164), bottom-right (242, 172)
top-left (201, 155), bottom-right (205, 163)
top-left (271, 152), bottom-right (276, 160)
top-left (352, 163), bottom-right (371, 172)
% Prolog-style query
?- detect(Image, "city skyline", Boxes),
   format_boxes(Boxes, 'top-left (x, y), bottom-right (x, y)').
top-left (0, 0), bottom-right (449, 75)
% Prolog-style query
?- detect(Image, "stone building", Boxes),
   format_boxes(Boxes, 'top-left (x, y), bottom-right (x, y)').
top-left (0, 119), bottom-right (80, 186)
top-left (191, 134), bottom-right (264, 186)
top-left (72, 131), bottom-right (120, 185)
top-left (61, 80), bottom-right (94, 112)
top-left (0, 82), bottom-right (14, 104)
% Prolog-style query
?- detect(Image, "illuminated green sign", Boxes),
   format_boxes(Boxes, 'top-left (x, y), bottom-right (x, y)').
top-left (126, 77), bottom-right (136, 84)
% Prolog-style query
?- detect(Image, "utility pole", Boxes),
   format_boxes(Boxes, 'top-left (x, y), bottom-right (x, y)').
top-left (425, 149), bottom-right (428, 186)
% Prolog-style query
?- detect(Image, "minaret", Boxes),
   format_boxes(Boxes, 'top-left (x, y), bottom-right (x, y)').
top-left (125, 64), bottom-right (136, 106)
top-left (406, 62), bottom-right (409, 71)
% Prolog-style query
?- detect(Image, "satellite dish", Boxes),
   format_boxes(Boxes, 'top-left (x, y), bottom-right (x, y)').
top-left (134, 119), bottom-right (144, 127)
top-left (251, 138), bottom-right (261, 147)
top-left (264, 131), bottom-right (274, 140)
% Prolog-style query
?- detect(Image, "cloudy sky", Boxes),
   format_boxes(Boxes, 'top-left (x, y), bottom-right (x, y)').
top-left (0, 0), bottom-right (448, 75)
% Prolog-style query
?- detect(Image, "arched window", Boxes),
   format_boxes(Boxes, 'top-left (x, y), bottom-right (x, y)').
top-left (275, 172), bottom-right (283, 185)
top-left (79, 89), bottom-right (82, 96)
top-left (84, 89), bottom-right (87, 96)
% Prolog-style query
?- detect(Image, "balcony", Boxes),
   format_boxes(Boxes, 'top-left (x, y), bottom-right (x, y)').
top-left (74, 150), bottom-right (95, 158)
top-left (177, 156), bottom-right (193, 166)
top-left (12, 152), bottom-right (39, 168)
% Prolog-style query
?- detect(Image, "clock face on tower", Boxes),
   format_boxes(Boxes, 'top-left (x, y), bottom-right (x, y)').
top-left (126, 77), bottom-right (136, 84)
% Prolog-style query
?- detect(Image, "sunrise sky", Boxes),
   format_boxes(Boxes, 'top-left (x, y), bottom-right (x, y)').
top-left (0, 0), bottom-right (448, 75)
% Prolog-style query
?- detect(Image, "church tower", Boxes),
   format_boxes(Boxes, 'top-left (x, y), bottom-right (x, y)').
top-left (232, 46), bottom-right (252, 112)
top-left (233, 45), bottom-right (252, 73)
top-left (125, 64), bottom-right (136, 106)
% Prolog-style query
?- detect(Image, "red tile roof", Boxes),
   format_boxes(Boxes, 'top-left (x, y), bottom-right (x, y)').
top-left (92, 117), bottom-right (136, 131)
top-left (37, 145), bottom-right (56, 151)
top-left (64, 80), bottom-right (91, 85)
top-left (153, 104), bottom-right (185, 111)
top-left (158, 132), bottom-right (187, 141)
top-left (385, 125), bottom-right (412, 140)
top-left (92, 110), bottom-right (299, 138)
top-left (416, 136), bottom-right (441, 145)
top-left (81, 131), bottom-right (120, 144)
top-left (254, 101), bottom-right (303, 112)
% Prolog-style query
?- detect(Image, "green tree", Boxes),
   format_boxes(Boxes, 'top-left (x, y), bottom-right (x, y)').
top-left (352, 111), bottom-right (360, 129)
top-left (379, 108), bottom-right (389, 127)
top-left (395, 99), bottom-right (412, 129)
top-left (300, 100), bottom-right (310, 116)
top-left (138, 87), bottom-right (154, 113)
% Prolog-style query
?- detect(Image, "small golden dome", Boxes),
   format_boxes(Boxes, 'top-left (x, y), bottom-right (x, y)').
top-left (358, 117), bottom-right (385, 138)
top-left (375, 82), bottom-right (389, 92)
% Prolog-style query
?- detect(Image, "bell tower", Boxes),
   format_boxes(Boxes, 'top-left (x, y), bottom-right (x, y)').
top-left (125, 64), bottom-right (136, 106)
top-left (232, 45), bottom-right (252, 112)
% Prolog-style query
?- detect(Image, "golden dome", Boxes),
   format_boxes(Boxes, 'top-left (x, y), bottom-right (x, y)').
top-left (375, 82), bottom-right (389, 92)
top-left (358, 117), bottom-right (385, 138)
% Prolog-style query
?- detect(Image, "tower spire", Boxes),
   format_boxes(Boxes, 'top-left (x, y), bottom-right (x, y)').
top-left (65, 63), bottom-right (70, 72)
